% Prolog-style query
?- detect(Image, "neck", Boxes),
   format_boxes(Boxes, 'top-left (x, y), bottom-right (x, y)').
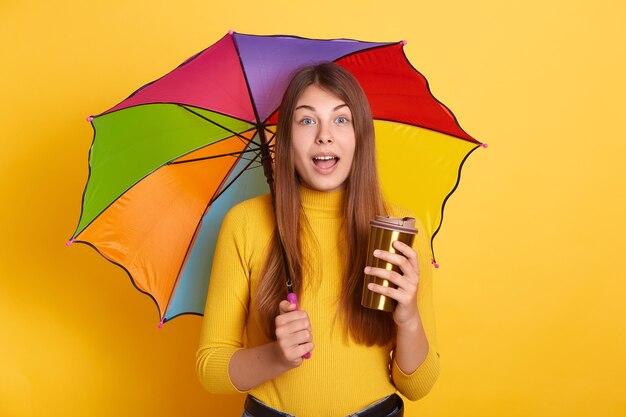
top-left (299, 185), bottom-right (344, 219)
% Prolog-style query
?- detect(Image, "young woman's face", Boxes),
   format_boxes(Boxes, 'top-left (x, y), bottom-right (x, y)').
top-left (291, 85), bottom-right (356, 192)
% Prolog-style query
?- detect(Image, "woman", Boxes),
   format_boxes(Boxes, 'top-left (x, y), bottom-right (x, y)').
top-left (196, 62), bottom-right (439, 417)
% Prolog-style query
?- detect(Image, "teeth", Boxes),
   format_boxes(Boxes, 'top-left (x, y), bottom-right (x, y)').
top-left (313, 156), bottom-right (336, 161)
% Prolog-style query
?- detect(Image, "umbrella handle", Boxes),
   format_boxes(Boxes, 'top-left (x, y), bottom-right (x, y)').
top-left (287, 292), bottom-right (311, 360)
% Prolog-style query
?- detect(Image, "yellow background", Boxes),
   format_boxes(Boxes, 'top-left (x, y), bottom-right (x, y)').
top-left (2, 0), bottom-right (625, 416)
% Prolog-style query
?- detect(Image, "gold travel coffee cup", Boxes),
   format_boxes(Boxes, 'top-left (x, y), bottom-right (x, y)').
top-left (361, 216), bottom-right (418, 312)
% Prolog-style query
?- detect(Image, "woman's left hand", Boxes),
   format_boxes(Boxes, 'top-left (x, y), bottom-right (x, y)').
top-left (364, 240), bottom-right (420, 328)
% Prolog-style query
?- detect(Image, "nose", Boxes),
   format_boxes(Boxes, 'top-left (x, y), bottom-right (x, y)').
top-left (316, 124), bottom-right (333, 144)
top-left (316, 136), bottom-right (333, 144)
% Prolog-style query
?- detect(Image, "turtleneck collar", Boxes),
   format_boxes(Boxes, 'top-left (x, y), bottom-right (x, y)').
top-left (299, 186), bottom-right (344, 219)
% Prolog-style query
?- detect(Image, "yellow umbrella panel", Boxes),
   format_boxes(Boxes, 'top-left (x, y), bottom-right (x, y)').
top-left (375, 120), bottom-right (482, 266)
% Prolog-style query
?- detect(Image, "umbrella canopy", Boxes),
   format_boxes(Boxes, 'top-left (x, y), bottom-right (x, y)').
top-left (70, 31), bottom-right (483, 325)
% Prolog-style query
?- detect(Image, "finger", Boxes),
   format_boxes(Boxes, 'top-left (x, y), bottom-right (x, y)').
top-left (294, 342), bottom-right (314, 357)
top-left (392, 241), bottom-right (419, 269)
top-left (373, 248), bottom-right (405, 264)
top-left (287, 357), bottom-right (303, 366)
top-left (364, 266), bottom-right (415, 290)
top-left (372, 250), bottom-right (412, 273)
top-left (367, 282), bottom-right (404, 301)
top-left (279, 328), bottom-right (313, 347)
top-left (278, 330), bottom-right (313, 362)
top-left (371, 249), bottom-right (418, 282)
top-left (275, 311), bottom-right (312, 336)
top-left (279, 300), bottom-right (297, 314)
top-left (275, 313), bottom-right (310, 333)
top-left (284, 342), bottom-right (314, 364)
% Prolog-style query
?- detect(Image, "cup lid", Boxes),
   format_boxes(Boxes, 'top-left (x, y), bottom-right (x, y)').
top-left (370, 216), bottom-right (418, 234)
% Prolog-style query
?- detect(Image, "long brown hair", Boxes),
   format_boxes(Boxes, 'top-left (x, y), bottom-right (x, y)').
top-left (255, 62), bottom-right (395, 346)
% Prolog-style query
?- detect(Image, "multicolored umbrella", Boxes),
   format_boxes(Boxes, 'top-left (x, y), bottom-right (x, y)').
top-left (69, 31), bottom-right (483, 326)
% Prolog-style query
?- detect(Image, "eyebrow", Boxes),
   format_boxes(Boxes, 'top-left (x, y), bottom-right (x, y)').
top-left (294, 103), bottom-right (349, 112)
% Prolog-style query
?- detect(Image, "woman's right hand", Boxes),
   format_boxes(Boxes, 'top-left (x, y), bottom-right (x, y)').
top-left (274, 300), bottom-right (314, 368)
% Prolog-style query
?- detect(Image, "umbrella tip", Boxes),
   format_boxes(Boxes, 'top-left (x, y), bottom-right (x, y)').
top-left (86, 116), bottom-right (94, 122)
top-left (481, 143), bottom-right (488, 148)
top-left (228, 29), bottom-right (234, 35)
top-left (431, 259), bottom-right (440, 268)
top-left (158, 318), bottom-right (165, 329)
top-left (401, 40), bottom-right (407, 45)
top-left (66, 238), bottom-right (75, 247)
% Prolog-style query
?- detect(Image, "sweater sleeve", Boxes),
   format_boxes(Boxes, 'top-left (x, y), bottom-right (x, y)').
top-left (196, 204), bottom-right (252, 394)
top-left (389, 214), bottom-right (441, 400)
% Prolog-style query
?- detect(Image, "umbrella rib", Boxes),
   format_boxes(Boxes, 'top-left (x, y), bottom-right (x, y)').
top-left (168, 145), bottom-right (269, 166)
top-left (168, 146), bottom-right (264, 165)
top-left (395, 46), bottom-right (478, 144)
top-left (70, 239), bottom-right (167, 322)
top-left (238, 156), bottom-right (263, 164)
top-left (161, 146), bottom-right (264, 322)
top-left (430, 143), bottom-right (483, 264)
top-left (209, 153), bottom-right (264, 205)
top-left (263, 129), bottom-right (276, 143)
top-left (235, 133), bottom-right (259, 148)
top-left (157, 145), bottom-right (260, 327)
top-left (373, 118), bottom-right (481, 144)
top-left (178, 104), bottom-right (262, 146)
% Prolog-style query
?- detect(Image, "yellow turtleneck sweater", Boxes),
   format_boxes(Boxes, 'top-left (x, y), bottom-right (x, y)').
top-left (197, 187), bottom-right (439, 416)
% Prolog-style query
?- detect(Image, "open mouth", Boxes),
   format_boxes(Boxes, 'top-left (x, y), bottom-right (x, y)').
top-left (312, 155), bottom-right (339, 169)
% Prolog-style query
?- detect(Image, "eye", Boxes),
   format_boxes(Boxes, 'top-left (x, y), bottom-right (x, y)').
top-left (335, 116), bottom-right (350, 124)
top-left (300, 118), bottom-right (315, 125)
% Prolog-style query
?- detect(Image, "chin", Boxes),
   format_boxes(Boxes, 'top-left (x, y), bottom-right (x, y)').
top-left (304, 179), bottom-right (347, 192)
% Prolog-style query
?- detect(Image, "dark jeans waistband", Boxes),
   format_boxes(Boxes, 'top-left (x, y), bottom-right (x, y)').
top-left (244, 393), bottom-right (403, 417)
